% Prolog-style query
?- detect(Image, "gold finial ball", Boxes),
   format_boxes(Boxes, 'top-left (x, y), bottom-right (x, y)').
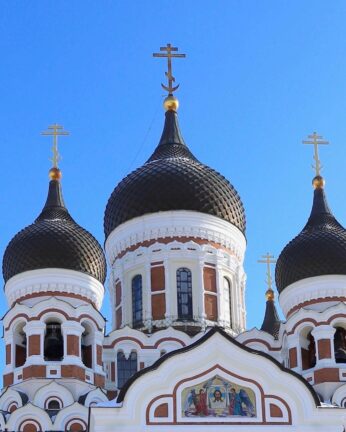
top-left (312, 175), bottom-right (325, 189)
top-left (265, 289), bottom-right (275, 301)
top-left (49, 167), bottom-right (62, 181)
top-left (163, 95), bottom-right (179, 111)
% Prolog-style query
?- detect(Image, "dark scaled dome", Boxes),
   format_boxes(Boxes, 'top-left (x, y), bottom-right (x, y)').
top-left (3, 174), bottom-right (106, 284)
top-left (104, 106), bottom-right (246, 238)
top-left (275, 178), bottom-right (346, 292)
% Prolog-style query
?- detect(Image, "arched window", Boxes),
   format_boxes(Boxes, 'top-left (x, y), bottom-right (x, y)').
top-left (334, 327), bottom-right (346, 363)
top-left (81, 323), bottom-right (93, 369)
top-left (117, 351), bottom-right (137, 388)
top-left (223, 277), bottom-right (232, 327)
top-left (177, 267), bottom-right (193, 320)
top-left (14, 322), bottom-right (27, 368)
top-left (301, 329), bottom-right (316, 370)
top-left (132, 275), bottom-right (143, 328)
top-left (44, 322), bottom-right (63, 361)
top-left (46, 398), bottom-right (61, 411)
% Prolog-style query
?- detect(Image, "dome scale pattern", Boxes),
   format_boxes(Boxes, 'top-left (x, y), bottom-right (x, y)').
top-left (275, 185), bottom-right (346, 292)
top-left (3, 179), bottom-right (106, 284)
top-left (104, 109), bottom-right (246, 238)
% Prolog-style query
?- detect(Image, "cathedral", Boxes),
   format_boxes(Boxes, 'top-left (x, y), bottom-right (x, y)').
top-left (1, 44), bottom-right (346, 431)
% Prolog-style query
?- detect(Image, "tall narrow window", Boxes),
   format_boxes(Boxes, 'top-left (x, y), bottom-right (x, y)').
top-left (223, 277), bottom-right (232, 327)
top-left (44, 322), bottom-right (63, 361)
top-left (334, 327), bottom-right (346, 363)
top-left (132, 275), bottom-right (143, 328)
top-left (117, 351), bottom-right (137, 388)
top-left (177, 267), bottom-right (193, 320)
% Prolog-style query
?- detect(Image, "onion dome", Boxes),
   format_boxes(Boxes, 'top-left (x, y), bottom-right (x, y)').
top-left (3, 168), bottom-right (106, 284)
top-left (104, 96), bottom-right (245, 238)
top-left (260, 289), bottom-right (281, 339)
top-left (275, 175), bottom-right (346, 293)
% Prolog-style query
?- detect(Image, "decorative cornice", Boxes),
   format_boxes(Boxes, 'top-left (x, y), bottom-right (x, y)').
top-left (5, 268), bottom-right (105, 310)
top-left (105, 211), bottom-right (246, 266)
top-left (279, 275), bottom-right (346, 318)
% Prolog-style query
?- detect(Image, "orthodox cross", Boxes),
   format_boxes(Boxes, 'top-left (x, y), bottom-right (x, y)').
top-left (302, 132), bottom-right (329, 176)
top-left (257, 253), bottom-right (276, 292)
top-left (153, 43), bottom-right (186, 94)
top-left (41, 123), bottom-right (69, 168)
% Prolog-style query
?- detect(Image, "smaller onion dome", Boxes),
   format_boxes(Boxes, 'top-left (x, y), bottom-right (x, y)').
top-left (3, 168), bottom-right (106, 284)
top-left (104, 96), bottom-right (246, 238)
top-left (275, 176), bottom-right (346, 292)
top-left (260, 289), bottom-right (281, 339)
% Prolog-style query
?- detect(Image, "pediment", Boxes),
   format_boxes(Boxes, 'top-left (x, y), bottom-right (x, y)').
top-left (92, 328), bottom-right (330, 430)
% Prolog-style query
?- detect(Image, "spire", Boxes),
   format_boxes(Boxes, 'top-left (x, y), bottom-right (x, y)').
top-left (258, 253), bottom-right (281, 339)
top-left (260, 299), bottom-right (281, 339)
top-left (36, 123), bottom-right (73, 222)
top-left (148, 46), bottom-right (197, 163)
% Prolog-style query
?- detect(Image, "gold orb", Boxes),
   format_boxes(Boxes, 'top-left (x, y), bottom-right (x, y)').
top-left (312, 175), bottom-right (325, 189)
top-left (265, 289), bottom-right (275, 301)
top-left (49, 167), bottom-right (62, 181)
top-left (163, 95), bottom-right (179, 111)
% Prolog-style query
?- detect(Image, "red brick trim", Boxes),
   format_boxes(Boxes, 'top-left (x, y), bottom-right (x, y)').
top-left (19, 419), bottom-right (42, 432)
top-left (154, 402), bottom-right (169, 417)
top-left (314, 368), bottom-right (339, 384)
top-left (104, 336), bottom-right (186, 350)
top-left (243, 339), bottom-right (281, 352)
top-left (5, 311), bottom-right (103, 332)
top-left (288, 313), bottom-right (346, 335)
top-left (116, 236), bottom-right (236, 260)
top-left (12, 291), bottom-right (96, 309)
top-left (287, 297), bottom-right (346, 317)
top-left (3, 372), bottom-right (14, 387)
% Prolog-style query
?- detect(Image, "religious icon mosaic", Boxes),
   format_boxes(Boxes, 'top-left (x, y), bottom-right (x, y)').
top-left (181, 375), bottom-right (256, 418)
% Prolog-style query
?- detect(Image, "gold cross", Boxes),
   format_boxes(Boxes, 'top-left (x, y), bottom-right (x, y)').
top-left (302, 132), bottom-right (329, 176)
top-left (258, 253), bottom-right (276, 291)
top-left (41, 123), bottom-right (69, 168)
top-left (153, 43), bottom-right (186, 94)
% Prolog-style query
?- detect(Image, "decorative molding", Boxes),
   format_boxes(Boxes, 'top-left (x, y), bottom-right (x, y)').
top-left (105, 210), bottom-right (246, 266)
top-left (279, 275), bottom-right (346, 317)
top-left (5, 268), bottom-right (105, 310)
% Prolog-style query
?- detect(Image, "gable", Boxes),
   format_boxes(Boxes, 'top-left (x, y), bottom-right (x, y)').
top-left (91, 328), bottom-right (344, 431)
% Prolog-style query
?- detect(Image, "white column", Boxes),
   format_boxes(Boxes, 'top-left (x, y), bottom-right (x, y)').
top-left (197, 259), bottom-right (206, 321)
top-left (23, 321), bottom-right (45, 366)
top-left (164, 258), bottom-right (172, 322)
top-left (144, 260), bottom-right (152, 325)
top-left (287, 333), bottom-right (302, 372)
top-left (311, 325), bottom-right (336, 367)
top-left (215, 262), bottom-right (224, 326)
top-left (61, 321), bottom-right (84, 366)
top-left (93, 332), bottom-right (105, 375)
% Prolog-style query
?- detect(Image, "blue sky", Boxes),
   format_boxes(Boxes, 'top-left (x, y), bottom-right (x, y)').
top-left (1, 0), bottom-right (346, 364)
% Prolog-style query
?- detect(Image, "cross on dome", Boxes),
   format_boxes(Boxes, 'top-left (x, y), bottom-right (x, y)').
top-left (41, 123), bottom-right (70, 169)
top-left (153, 43), bottom-right (186, 95)
top-left (258, 253), bottom-right (276, 299)
top-left (302, 132), bottom-right (329, 177)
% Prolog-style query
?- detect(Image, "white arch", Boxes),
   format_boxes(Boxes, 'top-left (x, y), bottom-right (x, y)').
top-left (5, 403), bottom-right (52, 432)
top-left (81, 388), bottom-right (108, 407)
top-left (33, 381), bottom-right (74, 409)
top-left (54, 402), bottom-right (88, 431)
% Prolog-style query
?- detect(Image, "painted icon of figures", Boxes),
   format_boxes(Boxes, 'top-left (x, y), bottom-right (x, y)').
top-left (182, 375), bottom-right (256, 418)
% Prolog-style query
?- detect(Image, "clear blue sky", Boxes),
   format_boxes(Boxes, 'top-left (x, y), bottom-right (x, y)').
top-left (1, 1), bottom-right (346, 364)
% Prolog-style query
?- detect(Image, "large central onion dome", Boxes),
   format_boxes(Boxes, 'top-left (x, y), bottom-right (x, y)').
top-left (104, 98), bottom-right (245, 238)
top-left (275, 176), bottom-right (346, 292)
top-left (3, 168), bottom-right (106, 284)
